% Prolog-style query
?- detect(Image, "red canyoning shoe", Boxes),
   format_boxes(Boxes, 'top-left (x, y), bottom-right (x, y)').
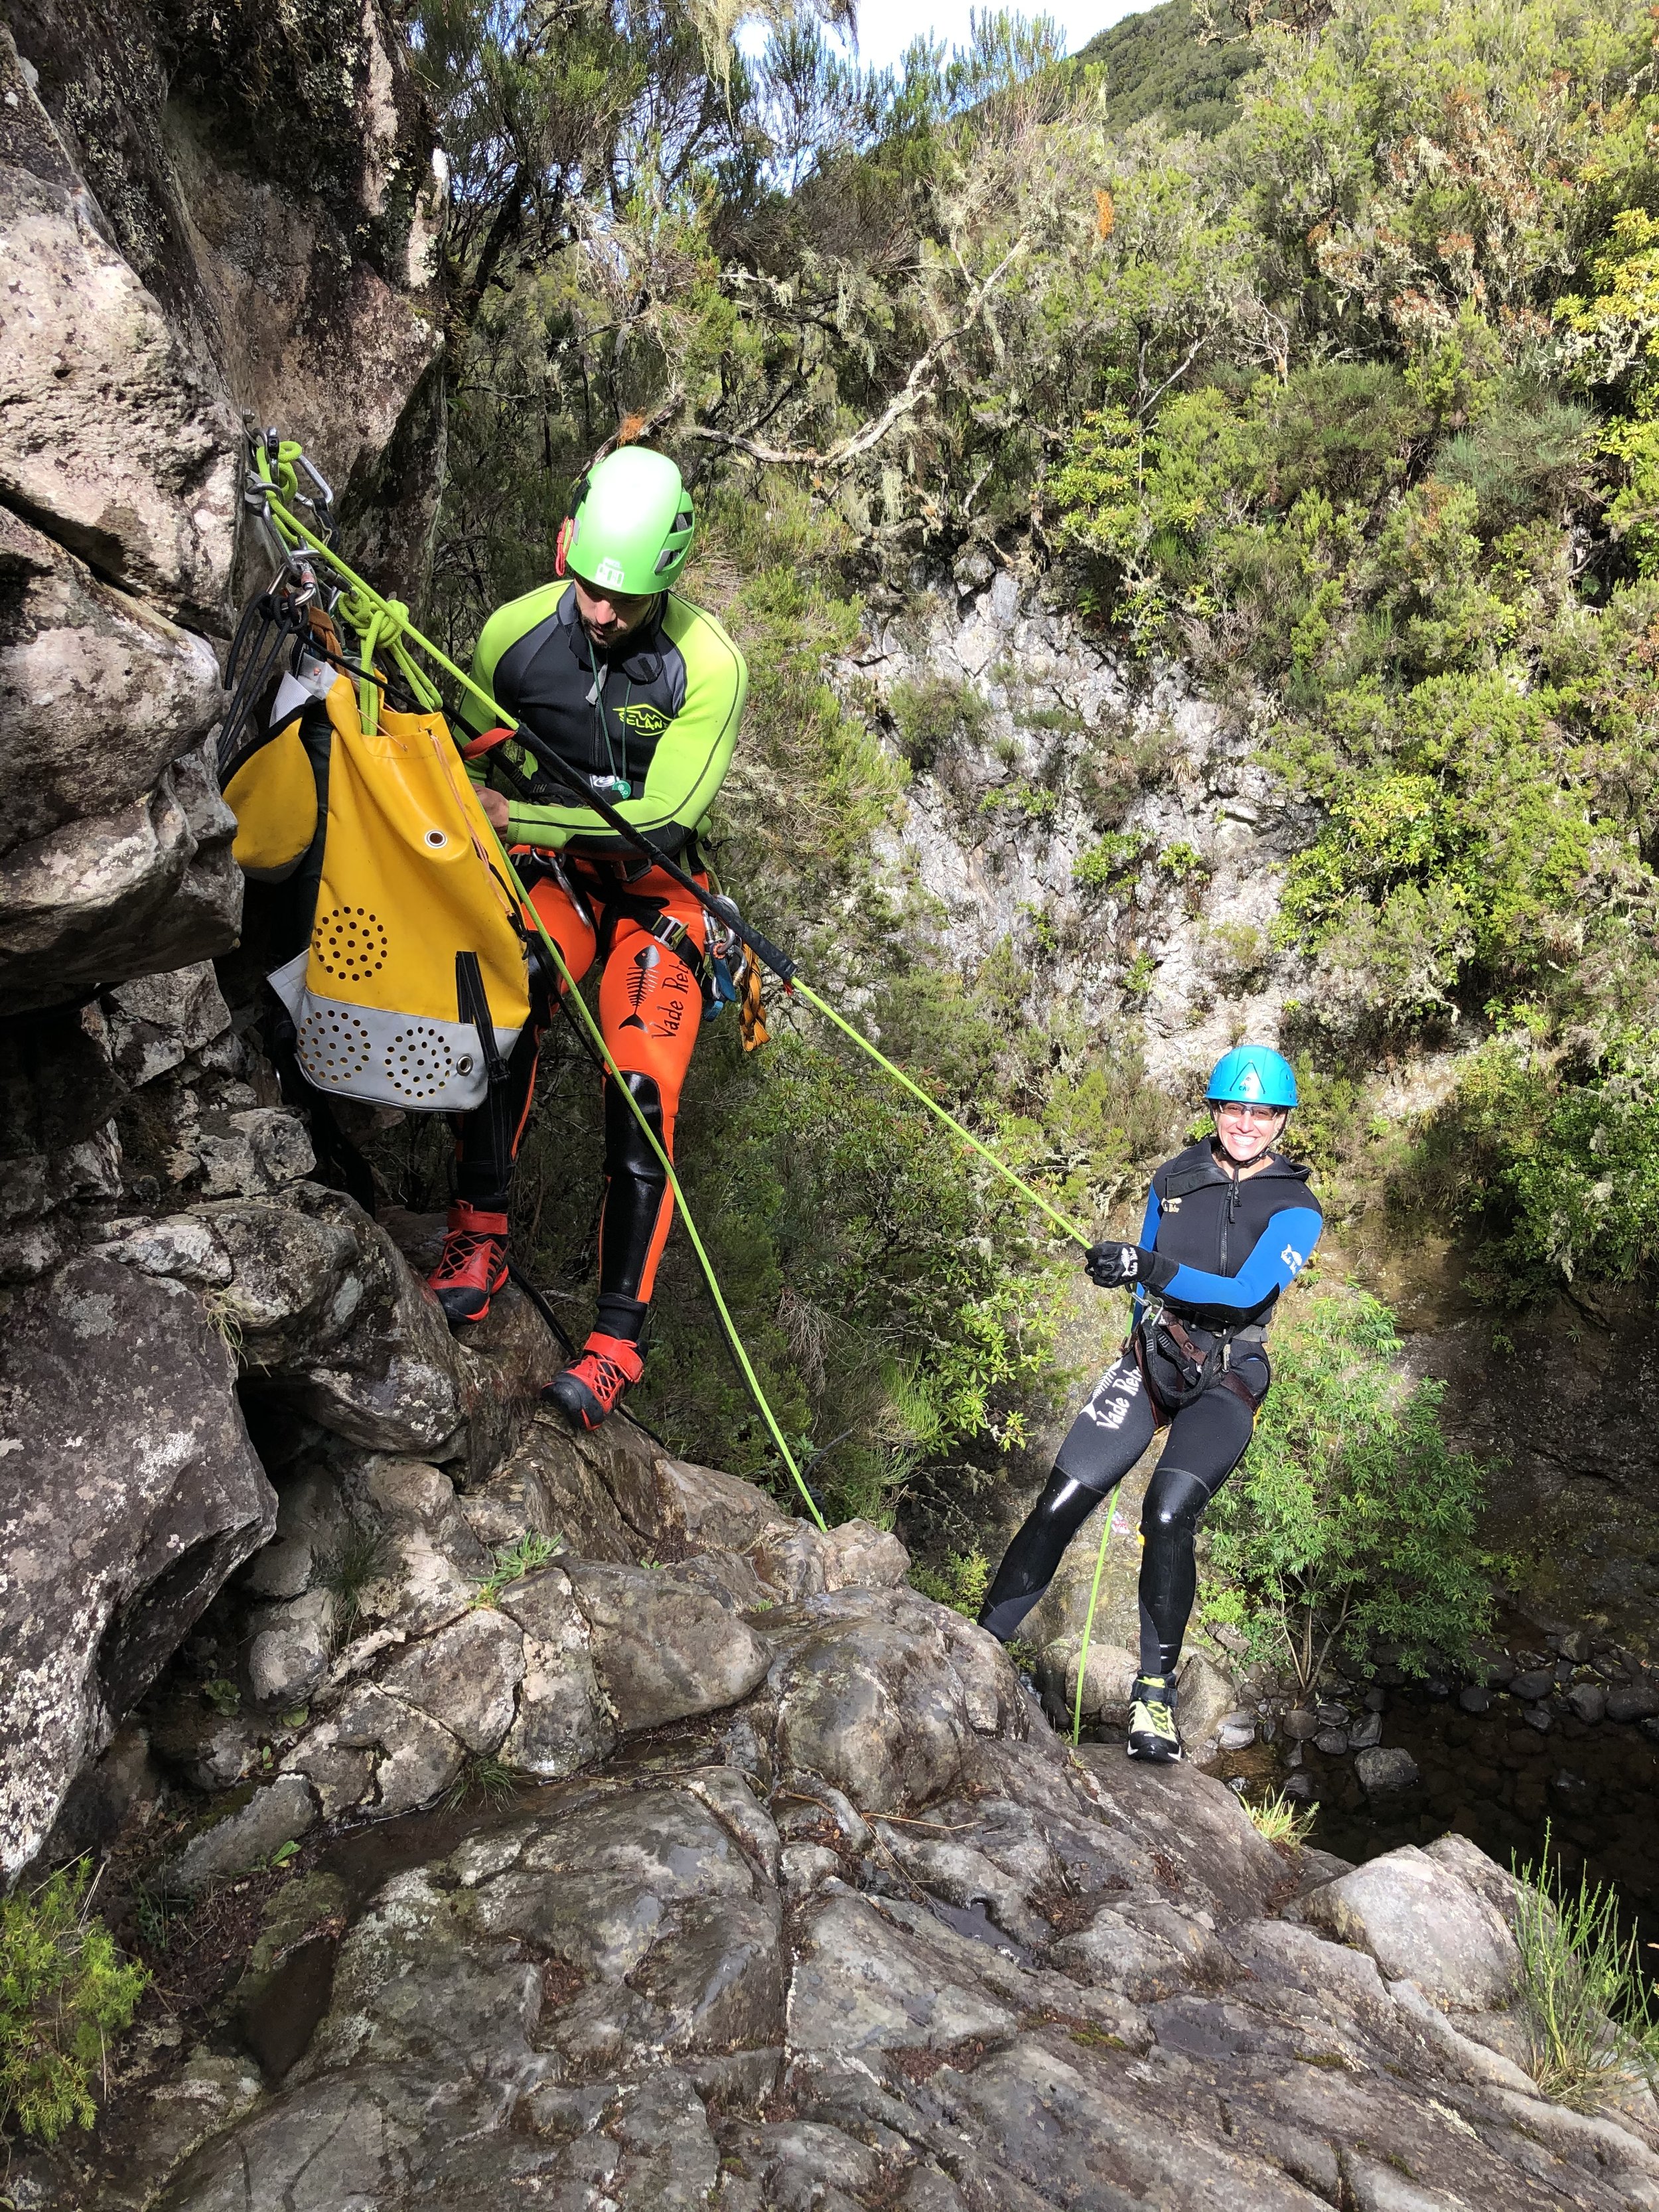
top-left (427, 1203), bottom-right (510, 1327)
top-left (543, 1332), bottom-right (644, 1430)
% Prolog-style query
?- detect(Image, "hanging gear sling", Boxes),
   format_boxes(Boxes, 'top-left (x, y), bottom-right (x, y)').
top-left (232, 435), bottom-right (1182, 1651)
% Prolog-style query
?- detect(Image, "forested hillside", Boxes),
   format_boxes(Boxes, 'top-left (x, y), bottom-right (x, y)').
top-left (390, 0), bottom-right (1659, 1573)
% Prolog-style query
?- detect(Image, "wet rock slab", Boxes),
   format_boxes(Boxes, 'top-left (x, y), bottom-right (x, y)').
top-left (129, 1712), bottom-right (1659, 2212)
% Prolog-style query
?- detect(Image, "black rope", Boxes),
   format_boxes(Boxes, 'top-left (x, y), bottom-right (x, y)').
top-left (505, 1260), bottom-right (675, 1456)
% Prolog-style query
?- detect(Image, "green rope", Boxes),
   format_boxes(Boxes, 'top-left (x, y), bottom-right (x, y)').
top-left (254, 487), bottom-right (826, 1530)
top-left (1072, 1507), bottom-right (1115, 1745)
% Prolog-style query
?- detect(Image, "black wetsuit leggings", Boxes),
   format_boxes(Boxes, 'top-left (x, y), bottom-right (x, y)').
top-left (978, 1343), bottom-right (1267, 1678)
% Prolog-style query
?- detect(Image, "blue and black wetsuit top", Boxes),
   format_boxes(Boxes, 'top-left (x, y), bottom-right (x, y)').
top-left (1132, 1140), bottom-right (1322, 1333)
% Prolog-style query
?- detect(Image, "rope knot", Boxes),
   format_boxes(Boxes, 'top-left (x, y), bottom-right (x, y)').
top-left (338, 586), bottom-right (408, 646)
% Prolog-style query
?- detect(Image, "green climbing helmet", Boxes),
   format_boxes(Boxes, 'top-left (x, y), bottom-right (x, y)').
top-left (561, 447), bottom-right (694, 597)
top-left (1206, 1044), bottom-right (1298, 1110)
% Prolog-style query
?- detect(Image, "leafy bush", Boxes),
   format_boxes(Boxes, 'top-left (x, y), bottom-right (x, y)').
top-left (1074, 828), bottom-right (1151, 891)
top-left (910, 1547), bottom-right (991, 1617)
top-left (1404, 1028), bottom-right (1659, 1301)
top-left (1, 1861), bottom-right (147, 2145)
top-left (1203, 1282), bottom-right (1498, 1692)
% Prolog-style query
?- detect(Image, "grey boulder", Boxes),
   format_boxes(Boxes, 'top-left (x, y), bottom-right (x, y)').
top-left (1299, 1844), bottom-right (1520, 2009)
top-left (561, 1557), bottom-right (772, 1731)
top-left (0, 1258), bottom-right (275, 1880)
top-left (770, 1587), bottom-right (1018, 1814)
top-left (1356, 1745), bottom-right (1421, 1796)
top-left (169, 1775), bottom-right (318, 1893)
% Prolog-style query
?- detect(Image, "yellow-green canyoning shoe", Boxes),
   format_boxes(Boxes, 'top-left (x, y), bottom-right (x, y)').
top-left (1127, 1674), bottom-right (1183, 1763)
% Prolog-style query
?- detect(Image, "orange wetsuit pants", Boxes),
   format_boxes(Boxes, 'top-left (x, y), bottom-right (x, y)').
top-left (451, 851), bottom-right (709, 1340)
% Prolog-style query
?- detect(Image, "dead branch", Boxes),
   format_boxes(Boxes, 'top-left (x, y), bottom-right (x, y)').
top-left (683, 240), bottom-right (1031, 471)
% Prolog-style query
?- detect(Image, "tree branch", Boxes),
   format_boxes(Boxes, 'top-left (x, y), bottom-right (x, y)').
top-left (1136, 337), bottom-right (1204, 419)
top-left (684, 240), bottom-right (1030, 471)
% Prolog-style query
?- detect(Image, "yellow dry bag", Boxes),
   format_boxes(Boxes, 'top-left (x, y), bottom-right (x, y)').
top-left (222, 644), bottom-right (531, 1115)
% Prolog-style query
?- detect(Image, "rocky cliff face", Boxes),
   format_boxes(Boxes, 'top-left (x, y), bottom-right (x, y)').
top-left (5, 3), bottom-right (1658, 2197)
top-left (0, 0), bottom-right (442, 1019)
top-left (851, 559), bottom-right (1311, 1096)
top-left (0, 0), bottom-right (440, 1872)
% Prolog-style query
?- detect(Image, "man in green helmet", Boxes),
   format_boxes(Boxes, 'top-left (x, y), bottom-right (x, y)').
top-left (430, 445), bottom-right (748, 1430)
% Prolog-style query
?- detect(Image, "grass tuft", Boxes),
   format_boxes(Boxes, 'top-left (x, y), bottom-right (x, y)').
top-left (1244, 1791), bottom-right (1317, 1849)
top-left (316, 1524), bottom-right (393, 1639)
top-left (1512, 1824), bottom-right (1659, 2110)
top-left (441, 1756), bottom-right (521, 1812)
top-left (472, 1532), bottom-right (563, 1608)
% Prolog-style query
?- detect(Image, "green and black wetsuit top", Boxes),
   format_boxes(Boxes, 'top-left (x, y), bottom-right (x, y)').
top-left (461, 581), bottom-right (747, 857)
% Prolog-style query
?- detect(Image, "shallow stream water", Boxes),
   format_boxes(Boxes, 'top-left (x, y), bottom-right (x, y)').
top-left (1208, 1685), bottom-right (1659, 1966)
top-left (1306, 1687), bottom-right (1659, 1945)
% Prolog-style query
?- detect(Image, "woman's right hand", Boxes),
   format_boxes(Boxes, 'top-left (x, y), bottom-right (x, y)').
top-left (1084, 1243), bottom-right (1140, 1288)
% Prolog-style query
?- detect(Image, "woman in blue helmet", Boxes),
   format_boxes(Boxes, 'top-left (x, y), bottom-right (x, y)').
top-left (979, 1045), bottom-right (1321, 1761)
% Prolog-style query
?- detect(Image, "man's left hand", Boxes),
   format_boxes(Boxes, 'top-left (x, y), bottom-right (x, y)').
top-left (478, 787), bottom-right (510, 832)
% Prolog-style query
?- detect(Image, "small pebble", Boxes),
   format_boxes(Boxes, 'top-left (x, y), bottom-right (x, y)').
top-left (1458, 1686), bottom-right (1490, 1714)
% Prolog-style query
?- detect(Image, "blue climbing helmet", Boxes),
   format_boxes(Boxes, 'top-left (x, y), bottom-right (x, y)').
top-left (1206, 1045), bottom-right (1298, 1110)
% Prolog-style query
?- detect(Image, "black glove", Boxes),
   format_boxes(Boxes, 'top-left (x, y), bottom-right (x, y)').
top-left (1084, 1242), bottom-right (1175, 1291)
top-left (1084, 1242), bottom-right (1141, 1288)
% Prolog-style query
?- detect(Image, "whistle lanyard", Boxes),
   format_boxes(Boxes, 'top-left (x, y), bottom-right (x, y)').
top-left (586, 633), bottom-right (632, 799)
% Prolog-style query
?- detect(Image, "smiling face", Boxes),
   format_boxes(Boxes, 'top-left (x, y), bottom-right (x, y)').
top-left (1212, 1099), bottom-right (1289, 1165)
top-left (571, 573), bottom-right (657, 646)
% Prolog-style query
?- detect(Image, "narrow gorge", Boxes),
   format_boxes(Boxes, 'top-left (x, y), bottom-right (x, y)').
top-left (5, 0), bottom-right (1659, 2203)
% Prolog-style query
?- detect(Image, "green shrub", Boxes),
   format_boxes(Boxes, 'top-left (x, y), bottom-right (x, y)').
top-left (910, 1547), bottom-right (992, 1616)
top-left (1435, 396), bottom-right (1593, 536)
top-left (1075, 829), bottom-right (1152, 891)
top-left (889, 676), bottom-right (989, 773)
top-left (1, 1860), bottom-right (147, 2144)
top-left (1404, 1027), bottom-right (1659, 1301)
top-left (1206, 919), bottom-right (1267, 994)
top-left (1203, 1282), bottom-right (1498, 1693)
